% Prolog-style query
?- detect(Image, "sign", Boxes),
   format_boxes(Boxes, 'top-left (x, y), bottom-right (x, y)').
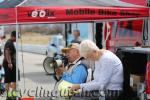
top-left (0, 6), bottom-right (149, 24)
top-left (17, 6), bottom-right (149, 23)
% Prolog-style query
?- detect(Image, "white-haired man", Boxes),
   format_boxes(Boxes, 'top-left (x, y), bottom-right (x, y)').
top-left (70, 40), bottom-right (123, 100)
top-left (55, 43), bottom-right (88, 84)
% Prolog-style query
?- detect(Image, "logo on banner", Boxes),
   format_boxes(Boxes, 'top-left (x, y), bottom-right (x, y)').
top-left (28, 9), bottom-right (55, 18)
top-left (0, 14), bottom-right (8, 19)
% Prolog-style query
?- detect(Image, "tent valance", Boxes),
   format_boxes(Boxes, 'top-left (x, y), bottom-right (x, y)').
top-left (17, 6), bottom-right (149, 24)
top-left (0, 6), bottom-right (149, 25)
top-left (0, 8), bottom-right (16, 24)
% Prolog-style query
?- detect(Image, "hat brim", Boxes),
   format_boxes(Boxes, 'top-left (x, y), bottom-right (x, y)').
top-left (61, 48), bottom-right (71, 53)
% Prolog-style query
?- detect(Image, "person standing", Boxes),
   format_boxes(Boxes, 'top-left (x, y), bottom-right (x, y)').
top-left (3, 31), bottom-right (17, 99)
top-left (71, 30), bottom-right (81, 44)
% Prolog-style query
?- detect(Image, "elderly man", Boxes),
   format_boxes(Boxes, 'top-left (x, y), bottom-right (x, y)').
top-left (55, 43), bottom-right (88, 84)
top-left (70, 40), bottom-right (123, 100)
top-left (53, 43), bottom-right (88, 99)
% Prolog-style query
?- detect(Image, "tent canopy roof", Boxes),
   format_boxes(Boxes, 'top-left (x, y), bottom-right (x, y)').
top-left (21, 0), bottom-right (145, 7)
top-left (0, 0), bottom-right (146, 8)
top-left (0, 0), bottom-right (149, 25)
top-left (0, 0), bottom-right (24, 8)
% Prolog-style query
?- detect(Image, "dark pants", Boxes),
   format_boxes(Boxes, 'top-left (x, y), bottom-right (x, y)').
top-left (71, 90), bottom-right (122, 100)
top-left (71, 96), bottom-right (119, 100)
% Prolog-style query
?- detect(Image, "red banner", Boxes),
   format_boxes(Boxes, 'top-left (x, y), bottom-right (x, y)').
top-left (0, 8), bottom-right (16, 24)
top-left (110, 0), bottom-right (147, 49)
top-left (146, 59), bottom-right (150, 96)
top-left (17, 6), bottom-right (149, 24)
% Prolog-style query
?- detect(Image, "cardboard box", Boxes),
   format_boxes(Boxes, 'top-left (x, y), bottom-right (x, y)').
top-left (131, 74), bottom-right (145, 83)
top-left (130, 74), bottom-right (145, 90)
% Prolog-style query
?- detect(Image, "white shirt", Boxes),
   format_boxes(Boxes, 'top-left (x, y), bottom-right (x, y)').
top-left (80, 50), bottom-right (123, 91)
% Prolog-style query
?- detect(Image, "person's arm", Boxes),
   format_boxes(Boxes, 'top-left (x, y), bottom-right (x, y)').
top-left (5, 48), bottom-right (13, 69)
top-left (61, 65), bottom-right (87, 84)
top-left (80, 58), bottom-right (114, 91)
top-left (55, 65), bottom-right (66, 80)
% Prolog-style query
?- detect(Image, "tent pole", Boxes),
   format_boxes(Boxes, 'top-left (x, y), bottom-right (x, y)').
top-left (16, 23), bottom-right (19, 91)
top-left (16, 0), bottom-right (28, 7)
top-left (15, 24), bottom-right (19, 100)
top-left (15, 6), bottom-right (19, 100)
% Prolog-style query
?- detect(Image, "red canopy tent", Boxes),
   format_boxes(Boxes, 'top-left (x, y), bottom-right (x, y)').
top-left (0, 0), bottom-right (150, 99)
top-left (0, 6), bottom-right (149, 25)
top-left (0, 8), bottom-right (16, 24)
top-left (0, 0), bottom-right (150, 25)
top-left (18, 6), bottom-right (150, 23)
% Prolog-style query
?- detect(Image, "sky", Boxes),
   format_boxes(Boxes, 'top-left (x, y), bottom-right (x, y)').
top-left (0, 0), bottom-right (4, 3)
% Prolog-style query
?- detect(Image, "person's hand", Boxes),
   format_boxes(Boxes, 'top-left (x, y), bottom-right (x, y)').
top-left (55, 65), bottom-right (65, 76)
top-left (8, 63), bottom-right (13, 70)
top-left (69, 84), bottom-right (80, 91)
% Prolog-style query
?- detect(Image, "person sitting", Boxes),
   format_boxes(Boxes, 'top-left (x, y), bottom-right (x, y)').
top-left (51, 43), bottom-right (88, 99)
top-left (55, 43), bottom-right (88, 84)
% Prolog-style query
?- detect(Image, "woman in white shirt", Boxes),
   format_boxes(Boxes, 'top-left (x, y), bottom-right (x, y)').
top-left (70, 40), bottom-right (123, 100)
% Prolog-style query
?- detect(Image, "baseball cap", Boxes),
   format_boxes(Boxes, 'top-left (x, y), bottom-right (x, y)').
top-left (61, 43), bottom-right (79, 53)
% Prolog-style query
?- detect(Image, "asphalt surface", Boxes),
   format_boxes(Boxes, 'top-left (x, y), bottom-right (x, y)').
top-left (18, 52), bottom-right (56, 98)
top-left (0, 52), bottom-right (56, 99)
top-left (19, 44), bottom-right (47, 55)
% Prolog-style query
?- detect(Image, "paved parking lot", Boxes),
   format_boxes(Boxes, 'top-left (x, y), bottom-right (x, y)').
top-left (19, 52), bottom-right (56, 98)
top-left (0, 52), bottom-right (56, 100)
